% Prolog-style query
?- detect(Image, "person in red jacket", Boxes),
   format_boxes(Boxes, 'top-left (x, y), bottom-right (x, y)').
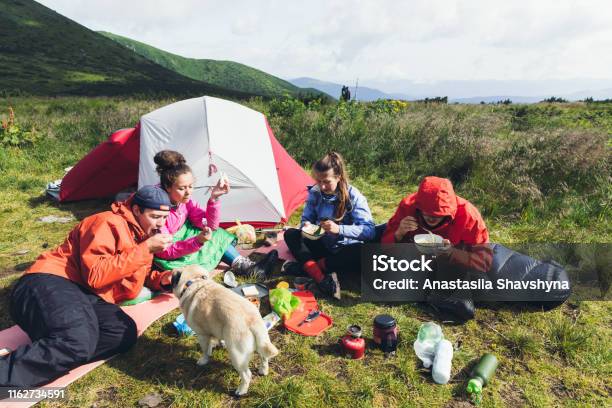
top-left (382, 176), bottom-right (491, 273)
top-left (382, 176), bottom-right (488, 245)
top-left (0, 186), bottom-right (174, 389)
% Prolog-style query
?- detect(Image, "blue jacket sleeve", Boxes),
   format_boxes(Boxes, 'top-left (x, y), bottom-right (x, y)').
top-left (300, 189), bottom-right (318, 227)
top-left (338, 188), bottom-right (375, 241)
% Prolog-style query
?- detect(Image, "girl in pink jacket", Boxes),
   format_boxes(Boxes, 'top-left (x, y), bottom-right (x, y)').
top-left (153, 150), bottom-right (277, 277)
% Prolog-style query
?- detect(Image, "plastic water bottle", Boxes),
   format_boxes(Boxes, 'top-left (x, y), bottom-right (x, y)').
top-left (467, 353), bottom-right (498, 404)
top-left (432, 339), bottom-right (453, 384)
top-left (413, 322), bottom-right (443, 368)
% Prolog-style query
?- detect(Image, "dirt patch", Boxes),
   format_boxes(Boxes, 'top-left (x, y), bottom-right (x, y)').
top-left (501, 382), bottom-right (527, 407)
top-left (444, 401), bottom-right (474, 408)
top-left (0, 267), bottom-right (24, 279)
top-left (93, 386), bottom-right (120, 407)
top-left (333, 359), bottom-right (349, 381)
top-left (550, 378), bottom-right (576, 400)
top-left (268, 352), bottom-right (307, 378)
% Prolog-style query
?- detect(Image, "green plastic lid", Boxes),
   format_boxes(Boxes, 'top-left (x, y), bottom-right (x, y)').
top-left (467, 378), bottom-right (483, 405)
top-left (467, 378), bottom-right (483, 394)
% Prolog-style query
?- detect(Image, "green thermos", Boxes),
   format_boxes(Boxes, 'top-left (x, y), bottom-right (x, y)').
top-left (466, 353), bottom-right (498, 404)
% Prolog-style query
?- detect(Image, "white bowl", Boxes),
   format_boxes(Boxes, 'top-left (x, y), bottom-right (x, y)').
top-left (301, 224), bottom-right (324, 240)
top-left (414, 233), bottom-right (444, 254)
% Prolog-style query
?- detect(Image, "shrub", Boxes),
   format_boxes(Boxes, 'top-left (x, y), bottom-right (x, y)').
top-left (0, 106), bottom-right (39, 146)
top-left (546, 316), bottom-right (592, 362)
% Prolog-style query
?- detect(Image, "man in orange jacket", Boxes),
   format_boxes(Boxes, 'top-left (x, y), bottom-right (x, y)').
top-left (1, 186), bottom-right (174, 388)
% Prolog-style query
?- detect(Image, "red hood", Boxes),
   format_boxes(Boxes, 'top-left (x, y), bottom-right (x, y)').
top-left (415, 176), bottom-right (457, 219)
top-left (111, 195), bottom-right (147, 240)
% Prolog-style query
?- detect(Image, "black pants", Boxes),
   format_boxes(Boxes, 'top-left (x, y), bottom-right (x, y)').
top-left (0, 274), bottom-right (137, 388)
top-left (284, 228), bottom-right (362, 276)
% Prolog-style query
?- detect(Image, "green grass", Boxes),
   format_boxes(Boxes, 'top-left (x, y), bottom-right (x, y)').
top-left (99, 31), bottom-right (329, 101)
top-left (0, 96), bottom-right (610, 407)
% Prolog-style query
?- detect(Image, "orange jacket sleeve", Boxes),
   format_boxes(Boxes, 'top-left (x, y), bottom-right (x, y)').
top-left (79, 219), bottom-right (153, 290)
top-left (381, 199), bottom-right (408, 243)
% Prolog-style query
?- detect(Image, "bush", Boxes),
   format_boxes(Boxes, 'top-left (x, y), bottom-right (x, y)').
top-left (264, 99), bottom-right (611, 218)
top-left (546, 316), bottom-right (592, 362)
top-left (0, 106), bottom-right (38, 146)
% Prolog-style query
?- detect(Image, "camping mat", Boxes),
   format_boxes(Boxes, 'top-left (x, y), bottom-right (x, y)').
top-left (0, 294), bottom-right (179, 408)
top-left (0, 236), bottom-right (293, 407)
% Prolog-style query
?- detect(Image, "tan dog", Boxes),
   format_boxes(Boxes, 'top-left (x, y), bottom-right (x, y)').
top-left (171, 265), bottom-right (279, 396)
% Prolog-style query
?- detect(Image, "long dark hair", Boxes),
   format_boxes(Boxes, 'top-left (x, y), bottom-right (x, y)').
top-left (313, 151), bottom-right (350, 220)
top-left (154, 150), bottom-right (192, 190)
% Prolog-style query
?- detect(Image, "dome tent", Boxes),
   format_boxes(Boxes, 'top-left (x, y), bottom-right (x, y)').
top-left (58, 96), bottom-right (313, 227)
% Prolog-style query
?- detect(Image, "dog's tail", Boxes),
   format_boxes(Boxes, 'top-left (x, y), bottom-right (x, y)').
top-left (251, 321), bottom-right (279, 358)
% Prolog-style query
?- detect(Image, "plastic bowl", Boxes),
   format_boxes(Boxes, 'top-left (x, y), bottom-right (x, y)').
top-left (414, 233), bottom-right (444, 254)
top-left (301, 224), bottom-right (324, 240)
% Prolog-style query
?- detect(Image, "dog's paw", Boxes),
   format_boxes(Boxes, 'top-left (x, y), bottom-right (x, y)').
top-left (196, 355), bottom-right (209, 366)
top-left (234, 389), bottom-right (248, 398)
top-left (257, 366), bottom-right (269, 376)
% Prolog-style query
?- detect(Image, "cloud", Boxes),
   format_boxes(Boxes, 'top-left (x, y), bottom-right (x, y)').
top-left (36, 0), bottom-right (612, 82)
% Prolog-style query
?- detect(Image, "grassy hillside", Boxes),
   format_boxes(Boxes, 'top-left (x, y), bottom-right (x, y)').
top-left (0, 97), bottom-right (610, 407)
top-left (100, 31), bottom-right (329, 100)
top-left (0, 0), bottom-right (255, 98)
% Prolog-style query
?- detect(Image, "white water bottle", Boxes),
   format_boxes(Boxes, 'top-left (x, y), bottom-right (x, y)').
top-left (413, 322), bottom-right (443, 368)
top-left (432, 339), bottom-right (453, 384)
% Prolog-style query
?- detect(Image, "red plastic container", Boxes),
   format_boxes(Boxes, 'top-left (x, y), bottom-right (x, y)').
top-left (283, 291), bottom-right (333, 336)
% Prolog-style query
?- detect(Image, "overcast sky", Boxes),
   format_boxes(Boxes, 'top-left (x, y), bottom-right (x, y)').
top-left (37, 0), bottom-right (612, 86)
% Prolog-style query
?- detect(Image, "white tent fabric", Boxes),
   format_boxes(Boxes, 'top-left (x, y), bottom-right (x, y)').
top-left (138, 96), bottom-right (286, 224)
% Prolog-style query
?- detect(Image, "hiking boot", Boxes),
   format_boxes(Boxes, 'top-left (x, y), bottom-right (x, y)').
top-left (232, 250), bottom-right (279, 280)
top-left (317, 274), bottom-right (338, 297)
top-left (281, 261), bottom-right (307, 277)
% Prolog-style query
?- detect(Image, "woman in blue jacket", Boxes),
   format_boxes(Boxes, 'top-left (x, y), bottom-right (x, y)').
top-left (284, 152), bottom-right (375, 296)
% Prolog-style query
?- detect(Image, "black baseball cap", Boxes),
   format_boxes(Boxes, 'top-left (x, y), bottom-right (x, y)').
top-left (133, 185), bottom-right (172, 211)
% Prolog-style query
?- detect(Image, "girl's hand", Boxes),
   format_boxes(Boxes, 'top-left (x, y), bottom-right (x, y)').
top-left (210, 175), bottom-right (230, 200)
top-left (320, 220), bottom-right (340, 234)
top-left (197, 226), bottom-right (213, 244)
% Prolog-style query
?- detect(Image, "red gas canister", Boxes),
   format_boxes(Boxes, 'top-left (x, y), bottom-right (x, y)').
top-left (341, 325), bottom-right (365, 359)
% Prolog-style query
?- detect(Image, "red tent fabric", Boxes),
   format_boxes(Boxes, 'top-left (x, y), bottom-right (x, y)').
top-left (60, 125), bottom-right (140, 202)
top-left (266, 118), bottom-right (312, 223)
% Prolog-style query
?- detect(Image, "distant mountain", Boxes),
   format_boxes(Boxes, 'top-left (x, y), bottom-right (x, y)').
top-left (366, 79), bottom-right (612, 102)
top-left (101, 32), bottom-right (328, 100)
top-left (0, 0), bottom-right (251, 97)
top-left (290, 77), bottom-right (411, 101)
top-left (291, 77), bottom-right (612, 103)
top-left (452, 96), bottom-right (542, 104)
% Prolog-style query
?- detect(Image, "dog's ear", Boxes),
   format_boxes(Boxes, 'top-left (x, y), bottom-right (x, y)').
top-left (171, 269), bottom-right (182, 288)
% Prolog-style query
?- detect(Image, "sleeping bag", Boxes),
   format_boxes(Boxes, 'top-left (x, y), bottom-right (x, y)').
top-left (426, 244), bottom-right (571, 321)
